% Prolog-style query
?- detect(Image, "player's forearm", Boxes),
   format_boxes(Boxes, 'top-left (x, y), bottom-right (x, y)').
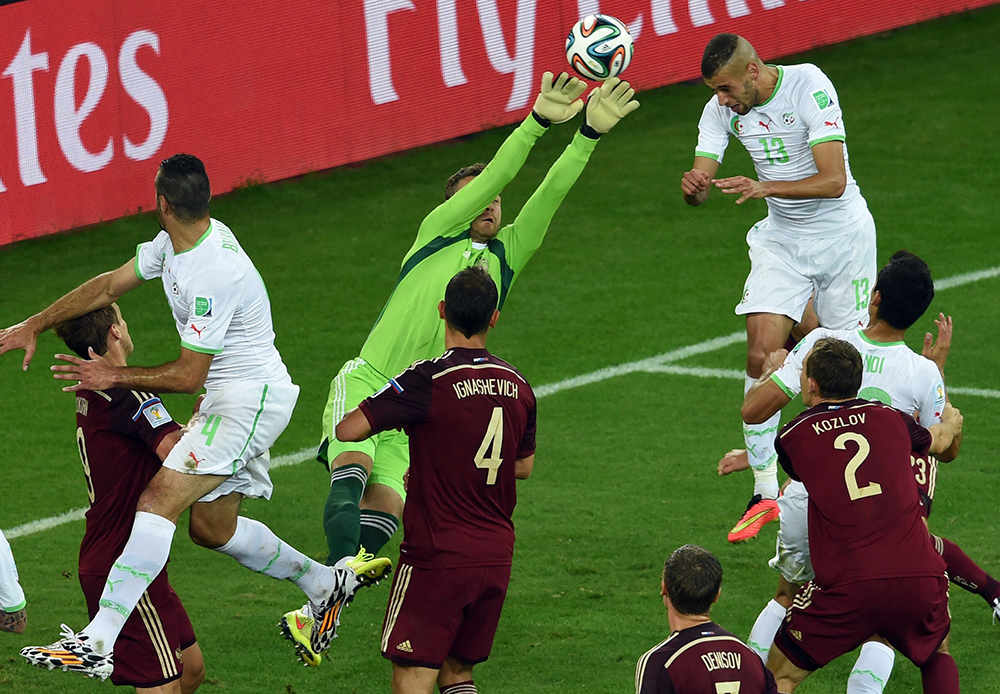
top-left (761, 170), bottom-right (846, 200)
top-left (28, 271), bottom-right (124, 334)
top-left (109, 360), bottom-right (207, 394)
top-left (741, 373), bottom-right (791, 424)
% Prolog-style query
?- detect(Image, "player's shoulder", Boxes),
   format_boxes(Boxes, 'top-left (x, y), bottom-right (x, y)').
top-left (781, 62), bottom-right (830, 86)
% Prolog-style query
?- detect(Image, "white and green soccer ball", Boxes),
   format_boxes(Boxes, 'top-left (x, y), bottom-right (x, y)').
top-left (565, 14), bottom-right (634, 81)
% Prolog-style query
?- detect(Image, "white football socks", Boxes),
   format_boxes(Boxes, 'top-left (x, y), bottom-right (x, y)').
top-left (214, 517), bottom-right (334, 604)
top-left (744, 374), bottom-right (781, 500)
top-left (83, 511), bottom-right (176, 654)
top-left (848, 641), bottom-right (895, 694)
top-left (747, 599), bottom-right (786, 663)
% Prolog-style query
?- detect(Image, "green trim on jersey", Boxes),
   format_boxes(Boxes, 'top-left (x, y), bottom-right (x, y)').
top-left (809, 134), bottom-right (847, 147)
top-left (695, 150), bottom-right (721, 161)
top-left (133, 244), bottom-right (146, 281)
top-left (758, 65), bottom-right (784, 107)
top-left (487, 238), bottom-right (515, 310)
top-left (175, 221), bottom-right (213, 255)
top-left (236, 384), bottom-right (269, 468)
top-left (2, 599), bottom-right (26, 612)
top-left (771, 372), bottom-right (796, 399)
top-left (181, 340), bottom-right (223, 355)
top-left (858, 330), bottom-right (905, 347)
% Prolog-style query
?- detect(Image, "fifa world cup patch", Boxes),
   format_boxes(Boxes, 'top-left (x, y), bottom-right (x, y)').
top-left (134, 397), bottom-right (173, 428)
top-left (812, 90), bottom-right (833, 109)
top-left (194, 296), bottom-right (214, 318)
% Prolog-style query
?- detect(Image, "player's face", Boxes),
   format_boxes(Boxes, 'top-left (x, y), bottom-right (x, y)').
top-left (111, 303), bottom-right (135, 358)
top-left (456, 176), bottom-right (503, 241)
top-left (705, 68), bottom-right (758, 115)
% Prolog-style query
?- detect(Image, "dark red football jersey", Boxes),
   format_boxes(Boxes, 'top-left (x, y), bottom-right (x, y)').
top-left (635, 622), bottom-right (777, 694)
top-left (75, 389), bottom-right (180, 576)
top-left (776, 399), bottom-right (944, 587)
top-left (359, 347), bottom-right (536, 569)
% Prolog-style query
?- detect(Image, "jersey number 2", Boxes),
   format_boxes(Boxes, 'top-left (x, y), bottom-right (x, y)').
top-left (474, 407), bottom-right (504, 485)
top-left (836, 432), bottom-right (883, 501)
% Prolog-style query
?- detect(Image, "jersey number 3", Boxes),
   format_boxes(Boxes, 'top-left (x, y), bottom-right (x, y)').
top-left (474, 407), bottom-right (504, 485)
top-left (836, 432), bottom-right (883, 501)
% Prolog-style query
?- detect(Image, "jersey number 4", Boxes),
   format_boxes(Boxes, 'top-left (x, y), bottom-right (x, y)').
top-left (474, 407), bottom-right (505, 485)
top-left (836, 432), bottom-right (883, 501)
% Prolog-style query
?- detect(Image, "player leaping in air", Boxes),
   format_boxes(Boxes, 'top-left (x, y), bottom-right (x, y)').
top-left (280, 72), bottom-right (639, 666)
top-left (681, 34), bottom-right (877, 544)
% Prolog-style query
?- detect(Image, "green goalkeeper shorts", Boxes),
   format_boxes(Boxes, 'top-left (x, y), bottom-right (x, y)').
top-left (319, 358), bottom-right (408, 500)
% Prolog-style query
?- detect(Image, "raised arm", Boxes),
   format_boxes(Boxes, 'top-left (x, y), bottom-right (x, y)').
top-left (52, 346), bottom-right (213, 395)
top-left (0, 259), bottom-right (143, 370)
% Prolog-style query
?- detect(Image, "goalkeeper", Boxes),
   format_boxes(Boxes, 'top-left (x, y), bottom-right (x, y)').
top-left (280, 72), bottom-right (639, 665)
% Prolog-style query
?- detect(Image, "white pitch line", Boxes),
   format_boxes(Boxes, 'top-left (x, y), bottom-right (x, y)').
top-left (7, 265), bottom-right (1000, 539)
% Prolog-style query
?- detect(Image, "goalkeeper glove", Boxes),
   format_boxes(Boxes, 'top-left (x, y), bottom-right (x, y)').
top-left (532, 71), bottom-right (587, 125)
top-left (583, 77), bottom-right (640, 135)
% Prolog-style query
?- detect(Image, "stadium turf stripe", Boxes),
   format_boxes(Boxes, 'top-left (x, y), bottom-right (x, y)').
top-left (6, 264), bottom-right (998, 540)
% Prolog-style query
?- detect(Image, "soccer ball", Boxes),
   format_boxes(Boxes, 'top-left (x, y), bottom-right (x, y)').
top-left (565, 14), bottom-right (634, 81)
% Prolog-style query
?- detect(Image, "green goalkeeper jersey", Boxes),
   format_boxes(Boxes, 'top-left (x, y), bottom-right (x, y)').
top-left (358, 115), bottom-right (599, 378)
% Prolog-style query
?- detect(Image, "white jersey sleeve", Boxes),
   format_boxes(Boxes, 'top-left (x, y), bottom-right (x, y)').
top-left (798, 65), bottom-right (847, 147)
top-left (694, 97), bottom-right (731, 163)
top-left (179, 270), bottom-right (242, 356)
top-left (0, 529), bottom-right (25, 612)
top-left (770, 328), bottom-right (836, 398)
top-left (133, 231), bottom-right (171, 281)
top-left (915, 364), bottom-right (947, 427)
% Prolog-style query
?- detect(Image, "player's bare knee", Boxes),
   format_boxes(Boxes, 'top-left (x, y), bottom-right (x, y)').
top-left (437, 656), bottom-right (474, 688)
top-left (331, 451), bottom-right (374, 477)
top-left (188, 503), bottom-right (238, 549)
top-left (361, 483), bottom-right (404, 518)
top-left (180, 644), bottom-right (206, 694)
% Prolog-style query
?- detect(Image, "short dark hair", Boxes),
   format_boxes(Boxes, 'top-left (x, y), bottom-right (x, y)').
top-left (663, 545), bottom-right (723, 616)
top-left (54, 306), bottom-right (119, 359)
top-left (444, 267), bottom-right (498, 338)
top-left (156, 154), bottom-right (211, 221)
top-left (701, 33), bottom-right (740, 79)
top-left (445, 163), bottom-right (486, 199)
top-left (873, 250), bottom-right (934, 330)
top-left (805, 337), bottom-right (863, 400)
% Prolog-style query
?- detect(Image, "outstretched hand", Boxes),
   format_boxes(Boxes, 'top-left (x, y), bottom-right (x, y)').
top-left (922, 313), bottom-right (952, 376)
top-left (532, 71), bottom-right (587, 124)
top-left (0, 320), bottom-right (40, 371)
top-left (51, 347), bottom-right (120, 392)
top-left (713, 175), bottom-right (767, 204)
top-left (585, 77), bottom-right (640, 134)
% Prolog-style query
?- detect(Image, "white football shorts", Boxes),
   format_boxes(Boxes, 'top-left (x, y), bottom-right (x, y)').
top-left (735, 212), bottom-right (877, 329)
top-left (0, 529), bottom-right (25, 612)
top-left (163, 378), bottom-right (300, 502)
top-left (768, 480), bottom-right (814, 584)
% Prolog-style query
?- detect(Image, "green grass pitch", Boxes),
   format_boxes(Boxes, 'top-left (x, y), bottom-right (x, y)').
top-left (2, 7), bottom-right (1000, 692)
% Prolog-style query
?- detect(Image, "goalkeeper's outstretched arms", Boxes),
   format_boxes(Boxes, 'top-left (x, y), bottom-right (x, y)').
top-left (411, 72), bottom-right (586, 250)
top-left (502, 77), bottom-right (640, 273)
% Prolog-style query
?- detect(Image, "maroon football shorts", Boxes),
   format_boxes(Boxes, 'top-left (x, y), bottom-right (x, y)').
top-left (81, 571), bottom-right (196, 687)
top-left (774, 575), bottom-right (950, 670)
top-left (381, 561), bottom-right (511, 669)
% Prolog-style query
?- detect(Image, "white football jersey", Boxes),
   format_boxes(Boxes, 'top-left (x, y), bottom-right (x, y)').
top-left (135, 219), bottom-right (289, 390)
top-left (771, 327), bottom-right (946, 427)
top-left (696, 63), bottom-right (870, 237)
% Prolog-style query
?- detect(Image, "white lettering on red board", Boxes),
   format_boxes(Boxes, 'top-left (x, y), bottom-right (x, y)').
top-left (0, 28), bottom-right (168, 192)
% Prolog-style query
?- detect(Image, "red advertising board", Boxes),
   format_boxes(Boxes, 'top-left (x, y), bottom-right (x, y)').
top-left (0, 0), bottom-right (995, 246)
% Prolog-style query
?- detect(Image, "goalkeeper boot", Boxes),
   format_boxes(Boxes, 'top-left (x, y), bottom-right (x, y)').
top-left (20, 624), bottom-right (114, 680)
top-left (347, 547), bottom-right (392, 591)
top-left (279, 605), bottom-right (321, 667)
top-left (728, 494), bottom-right (779, 543)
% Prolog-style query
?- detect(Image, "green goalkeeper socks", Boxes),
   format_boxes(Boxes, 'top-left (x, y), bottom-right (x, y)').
top-left (323, 464), bottom-right (368, 565)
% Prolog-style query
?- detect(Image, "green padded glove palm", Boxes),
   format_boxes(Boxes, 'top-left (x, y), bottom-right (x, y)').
top-left (532, 71), bottom-right (587, 124)
top-left (585, 77), bottom-right (640, 134)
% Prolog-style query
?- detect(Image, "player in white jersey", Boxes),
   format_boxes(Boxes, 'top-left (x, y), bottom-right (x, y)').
top-left (1, 155), bottom-right (369, 679)
top-left (681, 34), bottom-right (878, 543)
top-left (0, 529), bottom-right (27, 633)
top-left (741, 251), bottom-right (1000, 694)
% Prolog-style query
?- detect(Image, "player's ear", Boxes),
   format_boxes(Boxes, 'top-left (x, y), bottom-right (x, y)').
top-left (109, 323), bottom-right (122, 341)
top-left (713, 588), bottom-right (721, 605)
top-left (438, 301), bottom-right (446, 320)
top-left (660, 579), bottom-right (668, 597)
top-left (488, 309), bottom-right (500, 328)
top-left (869, 290), bottom-right (882, 308)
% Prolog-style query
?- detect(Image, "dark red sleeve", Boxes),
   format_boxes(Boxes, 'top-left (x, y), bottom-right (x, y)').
top-left (518, 402), bottom-right (536, 458)
top-left (109, 394), bottom-right (180, 455)
top-left (775, 434), bottom-right (800, 482)
top-left (359, 364), bottom-right (433, 434)
top-left (900, 410), bottom-right (932, 456)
